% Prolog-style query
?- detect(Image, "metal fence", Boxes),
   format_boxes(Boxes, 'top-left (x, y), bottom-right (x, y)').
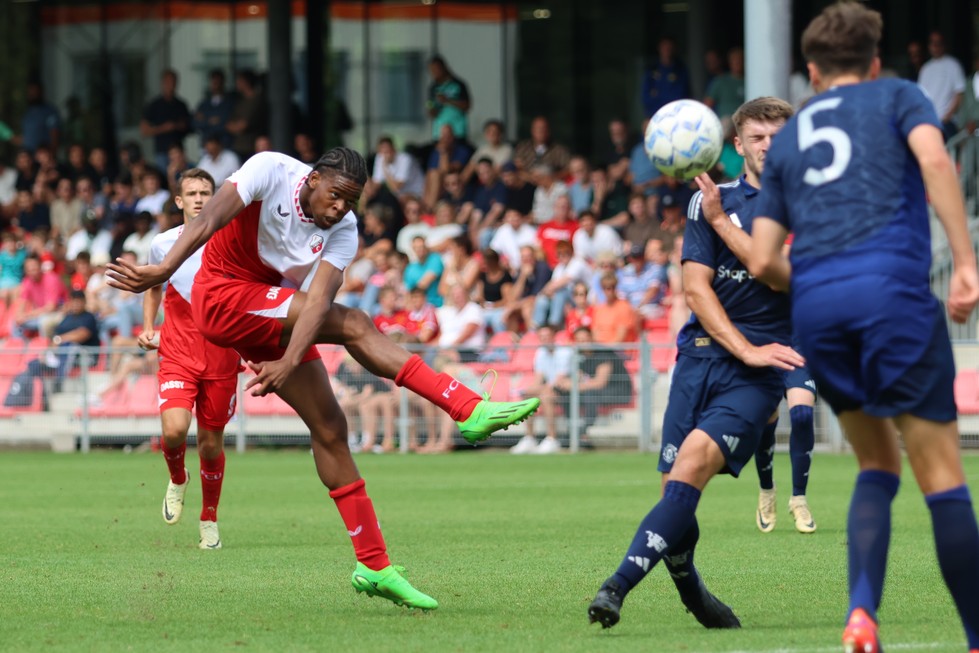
top-left (0, 339), bottom-right (854, 454)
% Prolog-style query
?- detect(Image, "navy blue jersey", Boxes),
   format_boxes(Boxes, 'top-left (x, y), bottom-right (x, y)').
top-left (756, 78), bottom-right (941, 295)
top-left (678, 176), bottom-right (792, 358)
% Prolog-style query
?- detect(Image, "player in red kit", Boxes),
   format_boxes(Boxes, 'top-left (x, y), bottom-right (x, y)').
top-left (109, 148), bottom-right (539, 610)
top-left (139, 168), bottom-right (242, 550)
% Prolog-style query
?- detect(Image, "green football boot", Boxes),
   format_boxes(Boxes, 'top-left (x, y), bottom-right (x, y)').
top-left (351, 563), bottom-right (439, 611)
top-left (456, 397), bottom-right (541, 444)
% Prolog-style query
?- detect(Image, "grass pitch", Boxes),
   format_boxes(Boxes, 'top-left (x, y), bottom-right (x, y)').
top-left (1, 450), bottom-right (976, 653)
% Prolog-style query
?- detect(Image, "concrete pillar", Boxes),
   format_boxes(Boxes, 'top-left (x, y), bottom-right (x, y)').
top-left (267, 0), bottom-right (292, 152)
top-left (744, 0), bottom-right (791, 101)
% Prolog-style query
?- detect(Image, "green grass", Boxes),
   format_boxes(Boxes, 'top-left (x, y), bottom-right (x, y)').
top-left (1, 450), bottom-right (976, 653)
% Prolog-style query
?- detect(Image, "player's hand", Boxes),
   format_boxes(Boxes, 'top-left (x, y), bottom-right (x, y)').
top-left (740, 343), bottom-right (805, 371)
top-left (948, 264), bottom-right (979, 324)
top-left (106, 259), bottom-right (168, 294)
top-left (244, 359), bottom-right (296, 396)
top-left (693, 173), bottom-right (726, 229)
top-left (137, 328), bottom-right (159, 351)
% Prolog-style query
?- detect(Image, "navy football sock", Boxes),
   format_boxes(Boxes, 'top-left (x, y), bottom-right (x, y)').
top-left (848, 470), bottom-right (900, 622)
top-left (789, 406), bottom-right (815, 496)
top-left (610, 481), bottom-right (701, 595)
top-left (663, 517), bottom-right (700, 595)
top-left (926, 485), bottom-right (979, 649)
top-left (755, 420), bottom-right (777, 490)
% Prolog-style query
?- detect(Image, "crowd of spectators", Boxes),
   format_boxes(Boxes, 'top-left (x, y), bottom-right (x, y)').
top-left (0, 36), bottom-right (968, 450)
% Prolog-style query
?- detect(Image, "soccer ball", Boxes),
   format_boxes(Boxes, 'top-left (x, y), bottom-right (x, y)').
top-left (644, 99), bottom-right (723, 181)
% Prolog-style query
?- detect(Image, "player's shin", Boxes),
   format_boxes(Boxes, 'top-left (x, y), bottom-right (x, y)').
top-left (199, 450), bottom-right (225, 522)
top-left (330, 478), bottom-right (391, 571)
top-left (847, 470), bottom-right (900, 622)
top-left (663, 517), bottom-right (700, 594)
top-left (394, 353), bottom-right (481, 420)
top-left (926, 486), bottom-right (979, 649)
top-left (789, 406), bottom-right (815, 496)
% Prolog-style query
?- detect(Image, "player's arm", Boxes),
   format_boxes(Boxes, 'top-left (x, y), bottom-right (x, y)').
top-left (138, 284), bottom-right (163, 350)
top-left (693, 173), bottom-right (754, 264)
top-left (684, 260), bottom-right (802, 370)
top-left (908, 123), bottom-right (979, 323)
top-left (747, 217), bottom-right (792, 292)
top-left (106, 182), bottom-right (244, 293)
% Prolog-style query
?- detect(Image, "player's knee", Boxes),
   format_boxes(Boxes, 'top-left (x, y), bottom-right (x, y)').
top-left (309, 412), bottom-right (349, 448)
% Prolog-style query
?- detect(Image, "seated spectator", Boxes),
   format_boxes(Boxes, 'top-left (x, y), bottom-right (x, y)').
top-left (658, 182), bottom-right (692, 235)
top-left (592, 272), bottom-right (640, 343)
top-left (334, 238), bottom-right (375, 309)
top-left (0, 232), bottom-right (27, 306)
top-left (367, 135), bottom-right (425, 201)
top-left (501, 160), bottom-right (535, 217)
top-left (618, 242), bottom-right (668, 318)
top-left (438, 170), bottom-right (474, 225)
top-left (105, 174), bottom-right (139, 232)
top-left (567, 156), bottom-right (593, 215)
top-left (423, 124), bottom-right (473, 210)
top-left (436, 283), bottom-right (485, 362)
top-left (467, 157), bottom-right (507, 241)
top-left (12, 254), bottom-right (67, 338)
top-left (602, 117), bottom-right (636, 184)
top-left (165, 143), bottom-right (192, 195)
top-left (49, 177), bottom-right (82, 242)
top-left (531, 240), bottom-right (591, 330)
top-left (461, 119), bottom-right (513, 184)
top-left (76, 175), bottom-right (109, 225)
top-left (530, 164), bottom-right (567, 224)
top-left (573, 210), bottom-right (622, 264)
top-left (666, 235), bottom-right (689, 342)
top-left (335, 355), bottom-right (397, 454)
top-left (88, 146), bottom-right (116, 196)
top-left (437, 234), bottom-right (480, 299)
top-left (514, 115), bottom-right (571, 179)
top-left (509, 244), bottom-right (552, 329)
top-left (590, 165), bottom-right (630, 223)
top-left (560, 326), bottom-right (633, 426)
top-left (360, 203), bottom-right (397, 257)
top-left (197, 134), bottom-right (240, 186)
top-left (537, 195), bottom-right (578, 267)
top-left (425, 201), bottom-right (466, 252)
top-left (404, 236), bottom-right (444, 307)
top-left (12, 188), bottom-right (50, 236)
top-left (68, 251), bottom-right (92, 292)
top-left (121, 211), bottom-right (158, 264)
top-left (134, 167), bottom-right (169, 215)
top-left (372, 286), bottom-right (410, 339)
top-left (293, 132), bottom-right (318, 165)
top-left (396, 196), bottom-right (432, 260)
top-left (474, 248), bottom-right (514, 334)
top-left (489, 208), bottom-right (538, 273)
top-left (621, 192), bottom-right (671, 253)
top-left (629, 118), bottom-right (664, 197)
top-left (93, 250), bottom-right (144, 369)
top-left (510, 324), bottom-right (574, 455)
top-left (565, 281), bottom-right (595, 339)
top-left (404, 286), bottom-right (440, 345)
top-left (360, 248), bottom-right (403, 316)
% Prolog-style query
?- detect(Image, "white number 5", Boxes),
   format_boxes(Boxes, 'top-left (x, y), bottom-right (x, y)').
top-left (798, 97), bottom-right (851, 186)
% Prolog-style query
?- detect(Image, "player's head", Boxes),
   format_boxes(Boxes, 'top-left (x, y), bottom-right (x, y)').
top-left (174, 168), bottom-right (216, 221)
top-left (801, 1), bottom-right (882, 90)
top-left (732, 96), bottom-right (794, 184)
top-left (305, 147), bottom-right (368, 229)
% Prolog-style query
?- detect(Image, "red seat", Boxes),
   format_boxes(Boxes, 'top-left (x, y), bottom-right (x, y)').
top-left (955, 369), bottom-right (979, 415)
top-left (652, 346), bottom-right (677, 374)
top-left (0, 375), bottom-right (45, 414)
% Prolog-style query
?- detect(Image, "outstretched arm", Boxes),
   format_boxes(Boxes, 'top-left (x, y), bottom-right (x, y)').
top-left (106, 182), bottom-right (244, 292)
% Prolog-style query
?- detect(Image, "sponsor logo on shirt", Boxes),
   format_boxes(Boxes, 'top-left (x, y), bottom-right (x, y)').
top-left (715, 264), bottom-right (754, 283)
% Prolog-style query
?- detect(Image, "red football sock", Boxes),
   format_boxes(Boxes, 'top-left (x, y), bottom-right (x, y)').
top-left (329, 478), bottom-right (390, 571)
top-left (199, 451), bottom-right (225, 522)
top-left (161, 441), bottom-right (187, 485)
top-left (394, 354), bottom-right (482, 421)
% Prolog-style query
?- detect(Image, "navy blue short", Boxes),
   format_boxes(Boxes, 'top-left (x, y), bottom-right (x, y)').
top-left (792, 276), bottom-right (956, 422)
top-left (783, 363), bottom-right (816, 395)
top-left (658, 354), bottom-right (784, 477)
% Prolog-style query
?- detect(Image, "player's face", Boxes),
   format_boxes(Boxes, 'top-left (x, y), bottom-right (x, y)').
top-left (176, 178), bottom-right (215, 220)
top-left (306, 171), bottom-right (362, 228)
top-left (734, 118), bottom-right (785, 183)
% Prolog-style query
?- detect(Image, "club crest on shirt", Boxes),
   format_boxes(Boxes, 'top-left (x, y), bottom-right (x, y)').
top-left (310, 234), bottom-right (324, 254)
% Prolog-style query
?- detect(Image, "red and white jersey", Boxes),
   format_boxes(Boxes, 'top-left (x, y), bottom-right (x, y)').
top-left (199, 152), bottom-right (359, 289)
top-left (150, 227), bottom-right (242, 379)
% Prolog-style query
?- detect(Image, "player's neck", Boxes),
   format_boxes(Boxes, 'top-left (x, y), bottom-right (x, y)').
top-left (744, 171), bottom-right (761, 189)
top-left (818, 74), bottom-right (865, 92)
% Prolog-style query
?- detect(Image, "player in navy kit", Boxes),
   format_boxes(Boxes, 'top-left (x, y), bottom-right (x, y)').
top-left (588, 96), bottom-right (804, 630)
top-left (749, 5), bottom-right (979, 653)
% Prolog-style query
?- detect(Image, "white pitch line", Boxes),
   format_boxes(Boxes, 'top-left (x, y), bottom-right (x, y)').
top-left (696, 642), bottom-right (958, 653)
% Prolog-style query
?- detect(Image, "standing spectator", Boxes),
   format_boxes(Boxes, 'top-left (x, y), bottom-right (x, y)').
top-left (591, 272), bottom-right (640, 344)
top-left (618, 242), bottom-right (668, 318)
top-left (404, 236), bottom-right (445, 308)
top-left (18, 81), bottom-right (60, 154)
top-left (958, 54), bottom-right (979, 135)
top-left (293, 133), bottom-right (318, 165)
top-left (901, 40), bottom-right (926, 81)
top-left (0, 233), bottom-right (27, 306)
top-left (49, 177), bottom-right (82, 241)
top-left (919, 31), bottom-right (966, 141)
top-left (510, 324), bottom-right (574, 454)
top-left (423, 125), bottom-right (473, 210)
top-left (532, 240), bottom-right (591, 330)
top-left (140, 69), bottom-right (191, 173)
top-left (461, 119), bottom-right (512, 183)
top-left (193, 69), bottom-right (233, 148)
top-left (704, 47), bottom-right (745, 122)
top-left (226, 70), bottom-right (267, 161)
top-left (573, 210), bottom-right (622, 264)
top-left (427, 55), bottom-right (471, 141)
top-left (367, 136), bottom-right (425, 201)
top-left (436, 283), bottom-right (485, 362)
top-left (513, 116), bottom-right (571, 179)
top-left (537, 195), bottom-right (578, 267)
top-left (530, 164), bottom-right (568, 224)
top-left (642, 37), bottom-right (691, 118)
top-left (489, 209), bottom-right (538, 272)
top-left (12, 254), bottom-right (67, 337)
top-left (501, 161), bottom-right (536, 217)
top-left (197, 134), bottom-right (241, 186)
top-left (703, 49), bottom-right (725, 88)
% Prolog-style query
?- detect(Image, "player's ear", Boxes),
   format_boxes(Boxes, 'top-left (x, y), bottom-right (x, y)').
top-left (806, 61), bottom-right (821, 93)
top-left (733, 135), bottom-right (744, 157)
top-left (173, 195), bottom-right (184, 210)
top-left (307, 170), bottom-right (320, 189)
top-left (868, 56), bottom-right (881, 81)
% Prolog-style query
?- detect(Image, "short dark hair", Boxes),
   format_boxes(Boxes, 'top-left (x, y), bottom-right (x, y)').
top-left (177, 167), bottom-right (216, 195)
top-left (313, 147), bottom-right (368, 187)
top-left (801, 1), bottom-right (882, 77)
